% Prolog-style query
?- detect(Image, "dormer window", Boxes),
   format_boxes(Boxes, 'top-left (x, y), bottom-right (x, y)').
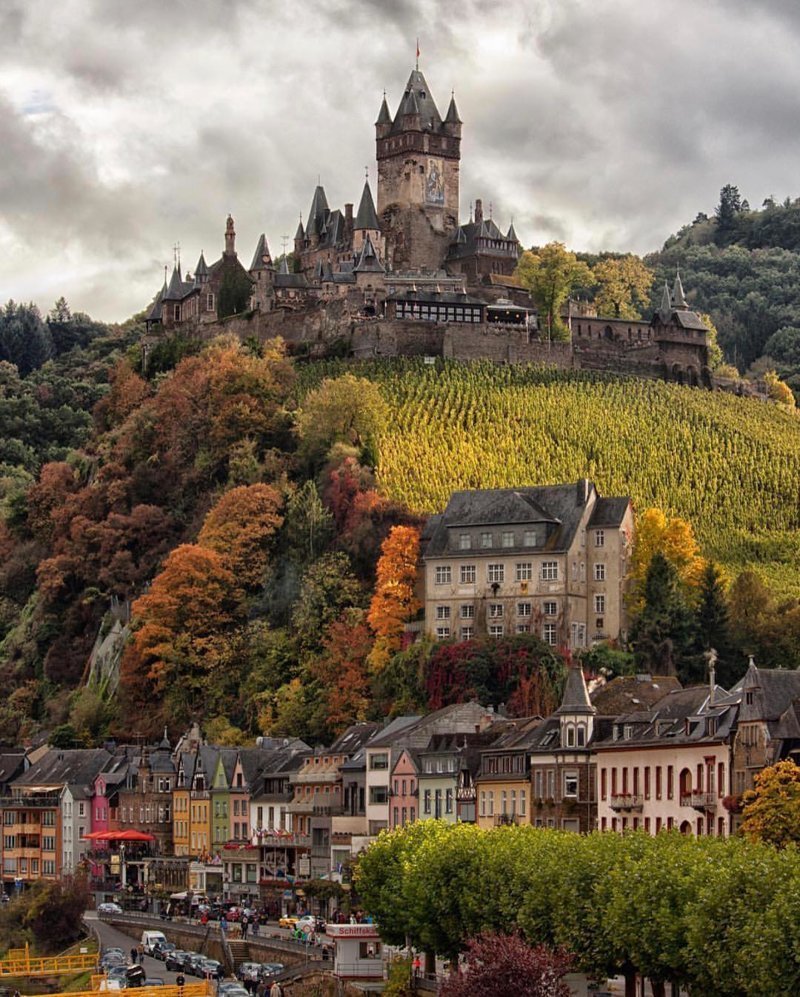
top-left (577, 726), bottom-right (586, 747)
top-left (624, 725), bottom-right (633, 740)
top-left (565, 725), bottom-right (575, 747)
top-left (745, 691), bottom-right (754, 706)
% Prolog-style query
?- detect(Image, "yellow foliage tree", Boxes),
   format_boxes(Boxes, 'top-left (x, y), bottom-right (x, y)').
top-left (740, 759), bottom-right (800, 847)
top-left (367, 525), bottom-right (422, 672)
top-left (514, 244), bottom-right (592, 340)
top-left (629, 508), bottom-right (705, 613)
top-left (592, 255), bottom-right (654, 319)
top-left (764, 369), bottom-right (796, 409)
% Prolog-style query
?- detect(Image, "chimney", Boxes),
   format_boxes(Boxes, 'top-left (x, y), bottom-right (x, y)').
top-left (577, 478), bottom-right (590, 505)
top-left (474, 198), bottom-right (483, 224)
top-left (344, 202), bottom-right (354, 241)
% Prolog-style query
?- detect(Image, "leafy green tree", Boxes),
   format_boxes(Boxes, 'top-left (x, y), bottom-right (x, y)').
top-left (217, 266), bottom-right (253, 319)
top-left (296, 373), bottom-right (389, 464)
top-left (629, 553), bottom-right (695, 678)
top-left (514, 244), bottom-right (592, 340)
top-left (23, 872), bottom-right (90, 952)
top-left (741, 760), bottom-right (800, 847)
top-left (592, 255), bottom-right (654, 318)
top-left (714, 184), bottom-right (744, 245)
top-left (290, 551), bottom-right (362, 653)
top-left (0, 301), bottom-right (53, 375)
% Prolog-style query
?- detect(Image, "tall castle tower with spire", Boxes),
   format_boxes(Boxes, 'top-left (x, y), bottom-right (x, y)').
top-left (375, 65), bottom-right (462, 271)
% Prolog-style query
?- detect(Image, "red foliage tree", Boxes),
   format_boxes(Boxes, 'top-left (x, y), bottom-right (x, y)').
top-left (440, 933), bottom-right (572, 997)
top-left (310, 609), bottom-right (374, 736)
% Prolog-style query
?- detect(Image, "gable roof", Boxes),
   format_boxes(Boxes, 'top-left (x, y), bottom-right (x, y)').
top-left (12, 748), bottom-right (111, 793)
top-left (354, 234), bottom-right (384, 273)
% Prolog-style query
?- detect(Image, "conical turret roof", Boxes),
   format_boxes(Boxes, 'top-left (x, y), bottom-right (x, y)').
top-left (354, 233), bottom-right (385, 273)
top-left (672, 269), bottom-right (688, 309)
top-left (445, 94), bottom-right (462, 124)
top-left (507, 222), bottom-right (518, 242)
top-left (145, 277), bottom-right (167, 322)
top-left (194, 252), bottom-right (208, 279)
top-left (294, 218), bottom-right (305, 242)
top-left (249, 234), bottom-right (272, 271)
top-left (163, 264), bottom-right (184, 301)
top-left (306, 185), bottom-right (330, 237)
top-left (555, 665), bottom-right (596, 716)
top-left (392, 68), bottom-right (443, 133)
top-left (376, 96), bottom-right (392, 125)
top-left (659, 280), bottom-right (672, 322)
top-left (355, 180), bottom-right (380, 231)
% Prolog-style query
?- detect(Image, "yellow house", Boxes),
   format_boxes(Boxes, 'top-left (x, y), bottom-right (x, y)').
top-left (474, 717), bottom-right (542, 830)
top-left (173, 748), bottom-right (216, 858)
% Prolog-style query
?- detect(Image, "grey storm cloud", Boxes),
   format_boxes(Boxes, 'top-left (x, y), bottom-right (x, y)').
top-left (2, 0), bottom-right (800, 319)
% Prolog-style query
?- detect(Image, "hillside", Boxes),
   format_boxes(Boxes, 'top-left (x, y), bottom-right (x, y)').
top-left (302, 359), bottom-right (800, 595)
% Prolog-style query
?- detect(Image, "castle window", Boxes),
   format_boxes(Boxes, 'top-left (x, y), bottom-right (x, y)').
top-left (206, 293), bottom-right (214, 311)
top-left (594, 563), bottom-right (606, 581)
top-left (174, 305), bottom-right (180, 320)
top-left (435, 566), bottom-right (452, 585)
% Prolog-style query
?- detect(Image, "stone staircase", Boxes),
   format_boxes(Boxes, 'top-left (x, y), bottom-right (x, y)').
top-left (224, 937), bottom-right (248, 974)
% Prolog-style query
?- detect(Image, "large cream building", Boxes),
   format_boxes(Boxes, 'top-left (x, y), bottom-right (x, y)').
top-left (421, 480), bottom-right (633, 649)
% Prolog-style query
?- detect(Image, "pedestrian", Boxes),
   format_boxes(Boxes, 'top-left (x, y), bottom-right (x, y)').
top-left (220, 915), bottom-right (228, 934)
top-left (130, 947), bottom-right (138, 965)
top-left (137, 944), bottom-right (144, 964)
top-left (413, 955), bottom-right (421, 978)
top-left (269, 981), bottom-right (283, 997)
top-left (241, 914), bottom-right (248, 938)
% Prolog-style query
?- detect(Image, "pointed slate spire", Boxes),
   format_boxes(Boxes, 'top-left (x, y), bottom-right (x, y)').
top-left (294, 218), bottom-right (305, 242)
top-left (163, 264), bottom-right (184, 301)
top-left (659, 280), bottom-right (672, 323)
top-left (279, 256), bottom-right (290, 275)
top-left (672, 268), bottom-right (688, 309)
top-left (555, 664), bottom-right (595, 716)
top-left (354, 233), bottom-right (385, 273)
top-left (146, 276), bottom-right (167, 322)
top-left (376, 95), bottom-right (392, 125)
top-left (306, 185), bottom-right (330, 237)
top-left (355, 180), bottom-right (381, 231)
top-left (507, 222), bottom-right (518, 242)
top-left (194, 252), bottom-right (209, 285)
top-left (249, 234), bottom-right (272, 271)
top-left (445, 93), bottom-right (462, 124)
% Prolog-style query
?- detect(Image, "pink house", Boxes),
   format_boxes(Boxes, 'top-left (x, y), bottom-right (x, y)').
top-left (390, 749), bottom-right (419, 829)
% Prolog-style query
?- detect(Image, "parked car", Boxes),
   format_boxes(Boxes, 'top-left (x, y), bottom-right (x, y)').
top-left (125, 966), bottom-right (147, 989)
top-left (143, 980), bottom-right (164, 987)
top-left (106, 968), bottom-right (130, 985)
top-left (183, 953), bottom-right (206, 977)
top-left (97, 902), bottom-right (123, 915)
top-left (296, 915), bottom-right (326, 933)
top-left (258, 964), bottom-right (284, 981)
top-left (151, 941), bottom-right (176, 961)
top-left (141, 930), bottom-right (168, 955)
top-left (219, 984), bottom-right (250, 996)
top-left (165, 951), bottom-right (190, 972)
top-left (198, 959), bottom-right (224, 980)
top-left (278, 914), bottom-right (298, 929)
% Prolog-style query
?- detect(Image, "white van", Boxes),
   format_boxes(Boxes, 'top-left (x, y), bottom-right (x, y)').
top-left (141, 930), bottom-right (168, 955)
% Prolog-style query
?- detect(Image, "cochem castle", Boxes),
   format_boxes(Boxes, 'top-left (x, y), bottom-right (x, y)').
top-left (143, 60), bottom-right (714, 388)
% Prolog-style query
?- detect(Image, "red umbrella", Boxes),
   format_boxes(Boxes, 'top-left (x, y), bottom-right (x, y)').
top-left (81, 829), bottom-right (155, 841)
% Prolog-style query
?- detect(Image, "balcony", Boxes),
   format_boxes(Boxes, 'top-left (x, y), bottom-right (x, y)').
top-left (0, 796), bottom-right (60, 809)
top-left (609, 793), bottom-right (643, 813)
top-left (688, 792), bottom-right (717, 811)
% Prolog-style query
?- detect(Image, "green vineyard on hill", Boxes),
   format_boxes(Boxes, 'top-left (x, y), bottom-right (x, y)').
top-left (299, 360), bottom-right (800, 594)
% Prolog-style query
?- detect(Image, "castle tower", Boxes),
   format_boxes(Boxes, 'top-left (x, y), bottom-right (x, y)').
top-left (353, 179), bottom-right (382, 256)
top-left (225, 214), bottom-right (236, 256)
top-left (376, 66), bottom-right (461, 270)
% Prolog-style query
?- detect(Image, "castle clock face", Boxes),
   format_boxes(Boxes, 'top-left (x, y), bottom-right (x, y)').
top-left (425, 157), bottom-right (445, 205)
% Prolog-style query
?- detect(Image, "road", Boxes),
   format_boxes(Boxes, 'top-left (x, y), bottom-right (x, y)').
top-left (84, 913), bottom-right (228, 984)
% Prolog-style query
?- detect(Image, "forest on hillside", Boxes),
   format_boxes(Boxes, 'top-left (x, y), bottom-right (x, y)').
top-left (1, 293), bottom-right (800, 749)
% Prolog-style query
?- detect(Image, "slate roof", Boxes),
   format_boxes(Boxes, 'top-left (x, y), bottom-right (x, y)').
top-left (0, 752), bottom-right (26, 790)
top-left (354, 234), bottom-right (384, 273)
top-left (194, 252), bottom-right (209, 280)
top-left (589, 674), bottom-right (682, 716)
top-left (424, 482), bottom-right (618, 559)
top-left (376, 96), bottom-right (392, 125)
top-left (444, 94), bottom-right (462, 124)
top-left (12, 748), bottom-right (111, 793)
top-left (249, 234), bottom-right (272, 272)
top-left (162, 265), bottom-right (196, 302)
top-left (391, 69), bottom-right (444, 134)
top-left (305, 185), bottom-right (330, 238)
top-left (355, 181), bottom-right (380, 231)
top-left (388, 289), bottom-right (485, 306)
top-left (588, 497), bottom-right (631, 528)
top-left (740, 663), bottom-right (800, 724)
top-left (330, 723), bottom-right (381, 756)
top-left (555, 666), bottom-right (595, 716)
top-left (366, 715), bottom-right (422, 749)
top-left (447, 218), bottom-right (519, 262)
top-left (145, 280), bottom-right (167, 323)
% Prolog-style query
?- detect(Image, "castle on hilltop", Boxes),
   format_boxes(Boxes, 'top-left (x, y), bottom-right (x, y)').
top-left (143, 61), bottom-right (720, 389)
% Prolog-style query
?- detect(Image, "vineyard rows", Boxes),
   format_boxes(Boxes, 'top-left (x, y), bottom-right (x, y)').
top-left (297, 360), bottom-right (800, 594)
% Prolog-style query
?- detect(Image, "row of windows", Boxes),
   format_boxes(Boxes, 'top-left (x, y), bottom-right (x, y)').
top-left (456, 530), bottom-right (543, 551)
top-left (601, 815), bottom-right (727, 837)
top-left (392, 806), bottom-right (417, 827)
top-left (120, 805), bottom-right (171, 823)
top-left (392, 779), bottom-right (417, 796)
top-left (435, 601), bottom-right (560, 621)
top-left (600, 762), bottom-right (726, 801)
top-left (436, 622), bottom-right (559, 643)
top-left (395, 302), bottom-right (483, 323)
top-left (423, 788), bottom-right (454, 815)
top-left (479, 789), bottom-right (528, 817)
top-left (532, 771), bottom-right (579, 800)
top-left (435, 562), bottom-right (562, 585)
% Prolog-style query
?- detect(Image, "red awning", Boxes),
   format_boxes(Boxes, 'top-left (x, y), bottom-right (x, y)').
top-left (81, 829), bottom-right (156, 842)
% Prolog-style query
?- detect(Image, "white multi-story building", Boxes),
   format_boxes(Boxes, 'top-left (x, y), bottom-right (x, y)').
top-left (421, 480), bottom-right (633, 649)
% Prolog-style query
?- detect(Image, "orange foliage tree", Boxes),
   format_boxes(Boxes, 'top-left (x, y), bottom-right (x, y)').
top-left (198, 483), bottom-right (284, 589)
top-left (367, 525), bottom-right (421, 672)
top-left (310, 609), bottom-right (374, 737)
top-left (122, 544), bottom-right (243, 725)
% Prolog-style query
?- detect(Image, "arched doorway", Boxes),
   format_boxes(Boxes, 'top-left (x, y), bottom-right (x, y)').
top-left (679, 821), bottom-right (693, 835)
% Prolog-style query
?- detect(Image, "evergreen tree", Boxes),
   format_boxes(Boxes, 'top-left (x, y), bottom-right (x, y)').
top-left (714, 184), bottom-right (744, 245)
top-left (629, 552), bottom-right (695, 679)
top-left (0, 300), bottom-right (53, 374)
top-left (691, 561), bottom-right (739, 686)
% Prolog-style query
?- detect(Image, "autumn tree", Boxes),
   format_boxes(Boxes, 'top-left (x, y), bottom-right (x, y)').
top-left (592, 255), bottom-right (654, 319)
top-left (122, 543), bottom-right (243, 727)
top-left (629, 507), bottom-right (705, 615)
top-left (309, 608), bottom-right (374, 738)
top-left (367, 525), bottom-right (421, 672)
top-left (740, 760), bottom-right (800, 847)
top-left (441, 934), bottom-right (572, 997)
top-left (198, 483), bottom-right (283, 589)
top-left (514, 244), bottom-right (592, 340)
top-left (297, 374), bottom-right (389, 464)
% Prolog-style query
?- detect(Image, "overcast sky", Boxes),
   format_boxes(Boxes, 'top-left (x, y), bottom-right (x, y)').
top-left (2, 0), bottom-right (800, 322)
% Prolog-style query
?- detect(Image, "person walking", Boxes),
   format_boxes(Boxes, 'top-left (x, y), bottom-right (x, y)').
top-left (269, 981), bottom-right (283, 997)
top-left (130, 947), bottom-right (138, 965)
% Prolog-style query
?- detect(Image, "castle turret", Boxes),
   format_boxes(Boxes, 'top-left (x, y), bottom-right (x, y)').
top-left (294, 217), bottom-right (305, 258)
top-left (672, 269), bottom-right (688, 309)
top-left (375, 94), bottom-right (392, 139)
top-left (376, 64), bottom-right (461, 269)
top-left (444, 92), bottom-right (462, 138)
top-left (353, 179), bottom-right (382, 255)
top-left (225, 214), bottom-right (236, 256)
top-left (306, 185), bottom-right (329, 249)
top-left (193, 252), bottom-right (209, 285)
top-left (556, 663), bottom-right (596, 746)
